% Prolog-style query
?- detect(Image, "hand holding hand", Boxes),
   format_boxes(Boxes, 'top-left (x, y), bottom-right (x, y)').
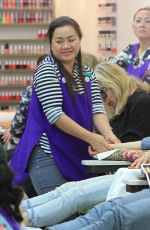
top-left (103, 131), bottom-right (120, 144)
top-left (88, 133), bottom-right (112, 157)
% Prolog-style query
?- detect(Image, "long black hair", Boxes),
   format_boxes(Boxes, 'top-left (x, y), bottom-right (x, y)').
top-left (47, 16), bottom-right (87, 98)
top-left (0, 143), bottom-right (23, 223)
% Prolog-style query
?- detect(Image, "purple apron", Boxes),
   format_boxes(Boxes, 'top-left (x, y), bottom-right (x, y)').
top-left (0, 207), bottom-right (20, 230)
top-left (126, 43), bottom-right (150, 80)
top-left (10, 69), bottom-right (93, 184)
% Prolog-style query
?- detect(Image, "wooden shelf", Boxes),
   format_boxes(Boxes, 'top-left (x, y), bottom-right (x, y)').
top-left (0, 100), bottom-right (21, 104)
top-left (0, 7), bottom-right (53, 12)
top-left (0, 38), bottom-right (48, 42)
top-left (0, 23), bottom-right (49, 27)
top-left (0, 53), bottom-right (47, 57)
top-left (0, 69), bottom-right (34, 73)
top-left (0, 84), bottom-right (30, 90)
top-left (99, 30), bottom-right (116, 34)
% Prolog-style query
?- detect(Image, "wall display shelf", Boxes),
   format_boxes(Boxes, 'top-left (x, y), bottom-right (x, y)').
top-left (97, 0), bottom-right (117, 62)
top-left (0, 0), bottom-right (54, 111)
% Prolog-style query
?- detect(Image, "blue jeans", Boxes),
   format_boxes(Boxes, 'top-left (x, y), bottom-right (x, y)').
top-left (21, 174), bottom-right (114, 227)
top-left (27, 146), bottom-right (67, 195)
top-left (50, 189), bottom-right (150, 230)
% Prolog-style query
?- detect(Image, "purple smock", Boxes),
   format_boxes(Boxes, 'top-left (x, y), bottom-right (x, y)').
top-left (10, 68), bottom-right (94, 184)
top-left (126, 43), bottom-right (150, 80)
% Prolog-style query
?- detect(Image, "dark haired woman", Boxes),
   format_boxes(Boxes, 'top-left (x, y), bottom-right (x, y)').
top-left (10, 16), bottom-right (119, 195)
top-left (111, 7), bottom-right (150, 84)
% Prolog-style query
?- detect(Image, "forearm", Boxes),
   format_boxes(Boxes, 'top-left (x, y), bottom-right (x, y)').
top-left (54, 113), bottom-right (112, 153)
top-left (93, 113), bottom-right (112, 136)
top-left (93, 113), bottom-right (120, 144)
top-left (54, 113), bottom-right (93, 143)
top-left (109, 141), bottom-right (141, 150)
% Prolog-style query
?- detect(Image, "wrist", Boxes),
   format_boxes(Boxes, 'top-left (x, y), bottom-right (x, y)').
top-left (83, 131), bottom-right (95, 143)
top-left (101, 128), bottom-right (113, 137)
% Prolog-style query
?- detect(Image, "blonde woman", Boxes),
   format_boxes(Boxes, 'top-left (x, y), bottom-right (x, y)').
top-left (95, 62), bottom-right (150, 142)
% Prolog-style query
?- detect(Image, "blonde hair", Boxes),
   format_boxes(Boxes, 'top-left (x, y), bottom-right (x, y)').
top-left (82, 52), bottom-right (99, 70)
top-left (133, 7), bottom-right (150, 20)
top-left (95, 63), bottom-right (150, 116)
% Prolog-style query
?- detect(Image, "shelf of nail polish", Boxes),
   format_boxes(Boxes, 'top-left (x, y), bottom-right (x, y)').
top-left (1, 101), bottom-right (21, 110)
top-left (0, 69), bottom-right (34, 73)
top-left (98, 31), bottom-right (117, 52)
top-left (0, 0), bottom-right (53, 8)
top-left (0, 75), bottom-right (32, 87)
top-left (98, 16), bottom-right (116, 27)
top-left (0, 91), bottom-right (22, 101)
top-left (98, 1), bottom-right (117, 16)
top-left (0, 9), bottom-right (53, 24)
top-left (0, 42), bottom-right (47, 55)
top-left (0, 42), bottom-right (47, 54)
top-left (0, 0), bottom-right (54, 110)
top-left (0, 38), bottom-right (48, 42)
top-left (0, 19), bottom-right (51, 25)
top-left (98, 0), bottom-right (117, 62)
top-left (1, 60), bottom-right (36, 70)
top-left (0, 105), bottom-right (18, 111)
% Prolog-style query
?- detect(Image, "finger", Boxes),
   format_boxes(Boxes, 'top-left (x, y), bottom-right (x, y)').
top-left (3, 137), bottom-right (8, 143)
top-left (135, 158), bottom-right (144, 168)
top-left (131, 158), bottom-right (140, 167)
top-left (88, 146), bottom-right (93, 155)
top-left (142, 157), bottom-right (150, 164)
top-left (88, 146), bottom-right (97, 156)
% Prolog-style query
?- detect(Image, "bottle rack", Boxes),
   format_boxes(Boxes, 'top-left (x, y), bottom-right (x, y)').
top-left (98, 0), bottom-right (117, 62)
top-left (0, 0), bottom-right (54, 111)
top-left (0, 0), bottom-right (52, 8)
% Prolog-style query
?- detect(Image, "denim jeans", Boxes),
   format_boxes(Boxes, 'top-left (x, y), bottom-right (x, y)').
top-left (50, 189), bottom-right (150, 230)
top-left (27, 146), bottom-right (67, 195)
top-left (21, 174), bottom-right (114, 227)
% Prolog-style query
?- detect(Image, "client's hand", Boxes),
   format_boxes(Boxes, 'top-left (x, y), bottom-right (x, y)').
top-left (88, 146), bottom-right (98, 157)
top-left (131, 151), bottom-right (150, 168)
top-left (2, 129), bottom-right (12, 144)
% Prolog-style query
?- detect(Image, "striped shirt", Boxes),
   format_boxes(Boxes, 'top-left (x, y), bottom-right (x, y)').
top-left (33, 55), bottom-right (105, 155)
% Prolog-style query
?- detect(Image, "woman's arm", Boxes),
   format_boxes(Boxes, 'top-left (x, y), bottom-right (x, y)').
top-left (54, 113), bottom-right (111, 152)
top-left (93, 113), bottom-right (120, 144)
top-left (90, 72), bottom-right (119, 144)
top-left (34, 64), bottom-right (112, 152)
top-left (109, 141), bottom-right (141, 150)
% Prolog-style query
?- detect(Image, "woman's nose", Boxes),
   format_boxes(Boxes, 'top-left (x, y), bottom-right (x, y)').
top-left (139, 20), bottom-right (146, 26)
top-left (62, 41), bottom-right (70, 48)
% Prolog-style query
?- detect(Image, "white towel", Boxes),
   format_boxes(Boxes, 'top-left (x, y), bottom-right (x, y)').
top-left (106, 168), bottom-right (141, 201)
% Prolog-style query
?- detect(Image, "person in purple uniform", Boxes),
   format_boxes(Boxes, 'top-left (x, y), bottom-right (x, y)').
top-left (0, 143), bottom-right (23, 230)
top-left (10, 16), bottom-right (119, 195)
top-left (111, 7), bottom-right (150, 84)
